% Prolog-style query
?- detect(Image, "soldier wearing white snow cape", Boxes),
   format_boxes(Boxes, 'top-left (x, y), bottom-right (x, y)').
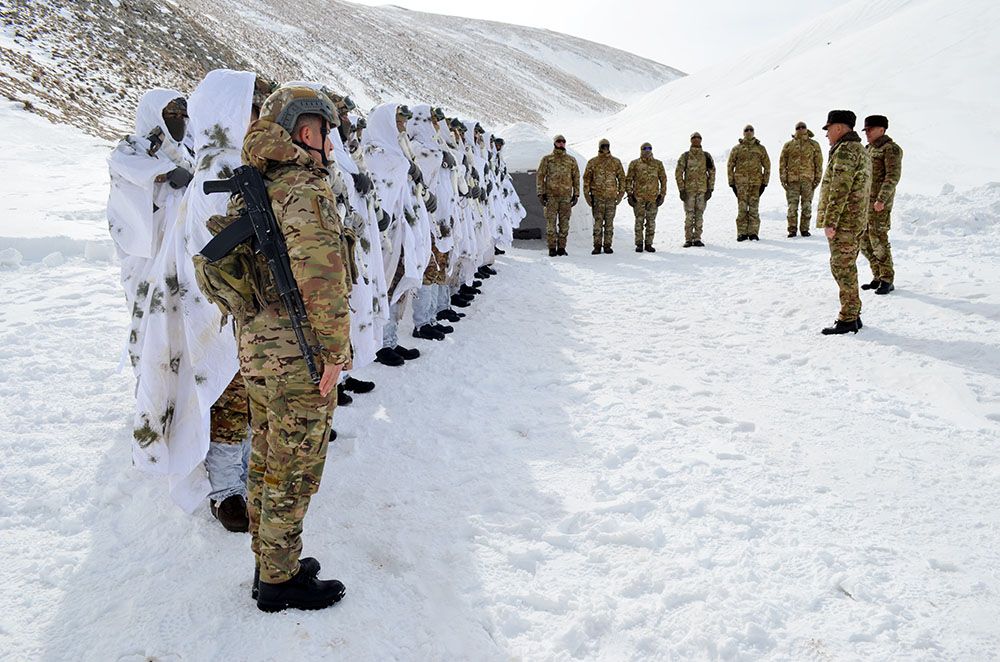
top-left (108, 88), bottom-right (209, 510)
top-left (493, 136), bottom-right (526, 246)
top-left (363, 103), bottom-right (432, 366)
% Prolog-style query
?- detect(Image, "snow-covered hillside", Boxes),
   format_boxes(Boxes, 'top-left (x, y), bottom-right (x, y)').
top-left (571, 0), bottom-right (1000, 193)
top-left (0, 0), bottom-right (682, 139)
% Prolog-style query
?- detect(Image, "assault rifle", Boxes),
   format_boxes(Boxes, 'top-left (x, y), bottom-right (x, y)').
top-left (201, 165), bottom-right (322, 384)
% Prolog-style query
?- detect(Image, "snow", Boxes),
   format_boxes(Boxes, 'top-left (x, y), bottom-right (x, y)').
top-left (3, 0), bottom-right (1000, 658)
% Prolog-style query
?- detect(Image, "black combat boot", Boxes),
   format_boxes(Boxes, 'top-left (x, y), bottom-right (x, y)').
top-left (635, 243), bottom-right (643, 253)
top-left (875, 281), bottom-right (895, 295)
top-left (253, 557), bottom-right (322, 600)
top-left (683, 241), bottom-right (693, 248)
top-left (482, 265), bottom-right (497, 275)
top-left (821, 318), bottom-right (863, 335)
top-left (459, 284), bottom-right (481, 296)
top-left (548, 247), bottom-right (557, 257)
top-left (343, 376), bottom-right (375, 394)
top-left (413, 324), bottom-right (445, 341)
top-left (336, 384), bottom-right (353, 406)
top-left (801, 230), bottom-right (811, 237)
top-left (737, 234), bottom-right (748, 242)
top-left (451, 294), bottom-right (472, 308)
top-left (329, 429), bottom-right (337, 442)
top-left (592, 246), bottom-right (601, 255)
top-left (788, 231), bottom-right (797, 238)
top-left (644, 245), bottom-right (655, 253)
top-left (603, 246), bottom-right (614, 254)
top-left (375, 347), bottom-right (405, 367)
top-left (861, 279), bottom-right (880, 291)
top-left (472, 280), bottom-right (483, 288)
top-left (749, 234), bottom-right (760, 241)
top-left (433, 323), bottom-right (454, 334)
top-left (257, 566), bottom-right (346, 613)
top-left (494, 246), bottom-right (506, 255)
top-left (394, 345), bottom-right (421, 360)
top-left (437, 309), bottom-right (461, 323)
top-left (211, 494), bottom-right (249, 533)
top-left (692, 240), bottom-right (705, 247)
top-left (556, 248), bottom-right (567, 256)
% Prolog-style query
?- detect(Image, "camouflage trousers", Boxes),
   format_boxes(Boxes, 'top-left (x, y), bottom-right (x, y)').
top-left (210, 373), bottom-right (249, 445)
top-left (784, 181), bottom-right (816, 233)
top-left (828, 224), bottom-right (865, 322)
top-left (422, 244), bottom-right (447, 286)
top-left (735, 185), bottom-right (761, 235)
top-left (683, 193), bottom-right (706, 242)
top-left (544, 196), bottom-right (572, 250)
top-left (859, 208), bottom-right (894, 283)
top-left (591, 197), bottom-right (617, 248)
top-left (633, 200), bottom-right (658, 246)
top-left (239, 314), bottom-right (336, 584)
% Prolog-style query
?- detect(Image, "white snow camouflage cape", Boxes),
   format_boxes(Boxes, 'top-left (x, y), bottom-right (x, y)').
top-left (363, 103), bottom-right (432, 303)
top-left (407, 105), bottom-right (457, 256)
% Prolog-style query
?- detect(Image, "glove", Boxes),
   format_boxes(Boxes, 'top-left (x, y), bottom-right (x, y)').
top-left (731, 185), bottom-right (738, 196)
top-left (759, 184), bottom-right (766, 195)
top-left (570, 195), bottom-right (578, 207)
top-left (408, 161), bottom-right (423, 185)
top-left (351, 171), bottom-right (373, 195)
top-left (627, 194), bottom-right (636, 207)
top-left (166, 166), bottom-right (193, 189)
top-left (705, 189), bottom-right (713, 201)
top-left (425, 192), bottom-right (438, 214)
top-left (538, 193), bottom-right (548, 205)
top-left (377, 208), bottom-right (391, 232)
top-left (442, 151), bottom-right (456, 169)
top-left (486, 181), bottom-right (493, 196)
top-left (679, 191), bottom-right (688, 202)
top-left (478, 188), bottom-right (487, 203)
top-left (655, 194), bottom-right (664, 207)
top-left (469, 185), bottom-right (482, 199)
top-left (471, 167), bottom-right (481, 182)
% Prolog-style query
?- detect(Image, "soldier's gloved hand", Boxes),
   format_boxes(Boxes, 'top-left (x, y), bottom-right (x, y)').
top-left (570, 195), bottom-right (578, 207)
top-left (759, 184), bottom-right (766, 195)
top-left (470, 185), bottom-right (482, 199)
top-left (377, 208), bottom-right (391, 232)
top-left (408, 161), bottom-right (423, 185)
top-left (166, 166), bottom-right (193, 189)
top-left (425, 192), bottom-right (438, 214)
top-left (705, 189), bottom-right (713, 201)
top-left (627, 194), bottom-right (636, 207)
top-left (486, 181), bottom-right (493, 195)
top-left (442, 151), bottom-right (456, 169)
top-left (352, 171), bottom-right (373, 194)
top-left (478, 188), bottom-right (487, 203)
top-left (679, 191), bottom-right (688, 202)
top-left (471, 167), bottom-right (481, 182)
top-left (655, 194), bottom-right (664, 207)
top-left (730, 185), bottom-right (738, 196)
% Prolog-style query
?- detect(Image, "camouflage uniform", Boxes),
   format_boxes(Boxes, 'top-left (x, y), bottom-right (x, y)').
top-left (210, 374), bottom-right (249, 445)
top-left (237, 91), bottom-right (353, 584)
top-left (675, 143), bottom-right (716, 243)
top-left (583, 146), bottom-right (625, 249)
top-left (625, 145), bottom-right (667, 247)
top-left (860, 134), bottom-right (902, 284)
top-left (817, 131), bottom-right (871, 322)
top-left (727, 135), bottom-right (770, 236)
top-left (536, 147), bottom-right (580, 250)
top-left (779, 129), bottom-right (823, 234)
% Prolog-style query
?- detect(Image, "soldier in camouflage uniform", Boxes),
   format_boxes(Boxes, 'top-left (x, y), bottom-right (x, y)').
top-left (535, 134), bottom-right (580, 256)
top-left (779, 121), bottom-right (823, 237)
top-left (859, 114), bottom-right (903, 295)
top-left (238, 86), bottom-right (351, 611)
top-left (675, 132), bottom-right (715, 247)
top-left (816, 109), bottom-right (871, 335)
top-left (582, 138), bottom-right (625, 254)
top-left (727, 125), bottom-right (770, 241)
top-left (625, 142), bottom-right (667, 252)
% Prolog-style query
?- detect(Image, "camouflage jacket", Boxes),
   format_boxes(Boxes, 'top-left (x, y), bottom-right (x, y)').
top-left (727, 138), bottom-right (770, 188)
top-left (779, 132), bottom-right (823, 186)
top-left (868, 134), bottom-right (903, 208)
top-left (536, 149), bottom-right (580, 198)
top-left (583, 153), bottom-right (625, 201)
top-left (817, 131), bottom-right (871, 231)
top-left (675, 147), bottom-right (716, 195)
top-left (241, 119), bottom-right (353, 368)
top-left (625, 154), bottom-right (668, 201)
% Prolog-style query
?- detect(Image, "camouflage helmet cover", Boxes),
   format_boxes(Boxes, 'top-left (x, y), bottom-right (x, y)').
top-left (162, 97), bottom-right (188, 119)
top-left (252, 76), bottom-right (278, 109)
top-left (260, 85), bottom-right (339, 135)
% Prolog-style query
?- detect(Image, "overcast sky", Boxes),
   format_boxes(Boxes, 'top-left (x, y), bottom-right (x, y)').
top-left (350, 0), bottom-right (843, 73)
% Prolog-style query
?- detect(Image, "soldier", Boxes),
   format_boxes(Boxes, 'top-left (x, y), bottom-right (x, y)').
top-left (625, 142), bottom-right (667, 252)
top-left (860, 114), bottom-right (903, 295)
top-left (817, 109), bottom-right (872, 335)
top-left (675, 132), bottom-right (716, 247)
top-left (535, 134), bottom-right (580, 256)
top-left (582, 138), bottom-right (625, 254)
top-left (779, 121), bottom-right (823, 237)
top-left (727, 125), bottom-right (770, 241)
top-left (239, 86), bottom-right (350, 611)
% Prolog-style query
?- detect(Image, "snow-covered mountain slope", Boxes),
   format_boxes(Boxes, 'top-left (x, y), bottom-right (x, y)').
top-left (570, 0), bottom-right (1000, 193)
top-left (0, 0), bottom-right (682, 139)
top-left (2, 101), bottom-right (1000, 659)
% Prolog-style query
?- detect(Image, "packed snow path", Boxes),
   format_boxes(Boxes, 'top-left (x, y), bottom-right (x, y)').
top-left (2, 221), bottom-right (1000, 660)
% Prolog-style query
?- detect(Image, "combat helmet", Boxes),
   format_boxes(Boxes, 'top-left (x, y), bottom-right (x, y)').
top-left (260, 86), bottom-right (339, 165)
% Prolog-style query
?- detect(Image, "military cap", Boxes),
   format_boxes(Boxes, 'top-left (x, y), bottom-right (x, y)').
top-left (823, 109), bottom-right (856, 130)
top-left (598, 138), bottom-right (610, 148)
top-left (864, 114), bottom-right (889, 129)
top-left (162, 97), bottom-right (188, 118)
top-left (795, 121), bottom-right (807, 130)
top-left (474, 122), bottom-right (484, 134)
top-left (743, 124), bottom-right (754, 133)
top-left (252, 76), bottom-right (278, 109)
top-left (553, 134), bottom-right (566, 143)
top-left (690, 132), bottom-right (701, 140)
top-left (449, 117), bottom-right (466, 132)
top-left (640, 142), bottom-right (652, 150)
top-left (260, 86), bottom-right (339, 135)
top-left (396, 104), bottom-right (413, 119)
top-left (432, 107), bottom-right (446, 121)
top-left (493, 137), bottom-right (504, 147)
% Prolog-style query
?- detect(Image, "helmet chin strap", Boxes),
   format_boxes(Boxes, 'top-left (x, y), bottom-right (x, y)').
top-left (294, 121), bottom-right (331, 167)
